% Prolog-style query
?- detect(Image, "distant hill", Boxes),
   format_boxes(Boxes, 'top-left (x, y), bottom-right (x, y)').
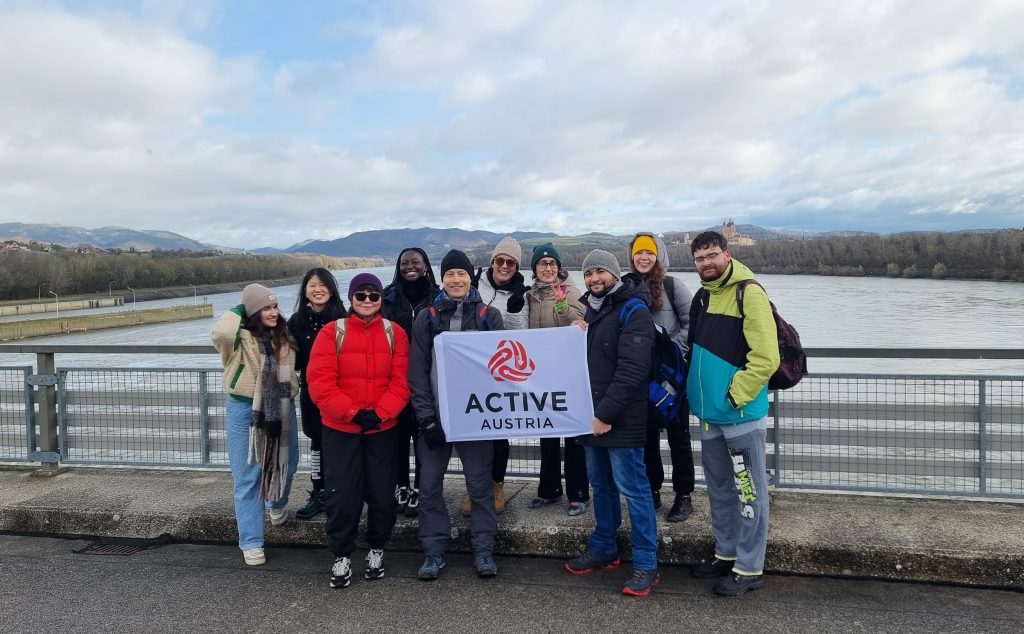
top-left (0, 223), bottom-right (213, 251)
top-left (285, 227), bottom-right (557, 259)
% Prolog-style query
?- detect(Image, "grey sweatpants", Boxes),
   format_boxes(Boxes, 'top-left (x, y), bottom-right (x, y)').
top-left (417, 437), bottom-right (497, 557)
top-left (700, 418), bottom-right (769, 575)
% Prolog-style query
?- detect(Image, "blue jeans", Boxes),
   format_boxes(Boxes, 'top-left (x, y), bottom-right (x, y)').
top-left (584, 445), bottom-right (659, 570)
top-left (226, 396), bottom-right (299, 550)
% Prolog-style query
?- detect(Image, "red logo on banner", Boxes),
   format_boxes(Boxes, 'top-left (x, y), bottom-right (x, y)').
top-left (487, 339), bottom-right (536, 382)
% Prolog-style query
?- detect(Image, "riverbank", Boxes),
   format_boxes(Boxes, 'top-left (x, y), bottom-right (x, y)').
top-left (0, 304), bottom-right (213, 341)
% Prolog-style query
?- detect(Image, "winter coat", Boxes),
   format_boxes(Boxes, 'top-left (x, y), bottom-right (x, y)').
top-left (287, 303), bottom-right (343, 379)
top-left (408, 289), bottom-right (505, 424)
top-left (305, 315), bottom-right (411, 435)
top-left (211, 307), bottom-right (299, 401)
top-left (685, 258), bottom-right (779, 425)
top-left (580, 274), bottom-right (654, 449)
top-left (525, 281), bottom-right (584, 329)
top-left (628, 232), bottom-right (693, 351)
top-left (475, 269), bottom-right (529, 331)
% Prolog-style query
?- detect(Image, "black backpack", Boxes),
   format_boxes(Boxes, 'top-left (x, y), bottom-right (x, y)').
top-left (618, 297), bottom-right (687, 428)
top-left (735, 280), bottom-right (807, 390)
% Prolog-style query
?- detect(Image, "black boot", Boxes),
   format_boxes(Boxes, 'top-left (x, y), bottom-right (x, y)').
top-left (666, 494), bottom-right (693, 522)
top-left (295, 489), bottom-right (324, 520)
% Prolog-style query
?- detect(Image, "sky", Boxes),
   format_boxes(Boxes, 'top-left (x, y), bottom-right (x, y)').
top-left (1, 0), bottom-right (1023, 249)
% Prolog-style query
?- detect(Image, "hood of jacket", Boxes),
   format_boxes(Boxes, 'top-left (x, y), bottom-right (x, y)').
top-left (628, 232), bottom-right (670, 272)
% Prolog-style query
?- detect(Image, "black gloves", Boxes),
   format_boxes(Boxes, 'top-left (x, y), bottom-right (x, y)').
top-left (353, 409), bottom-right (382, 433)
top-left (506, 282), bottom-right (527, 314)
top-left (419, 416), bottom-right (447, 449)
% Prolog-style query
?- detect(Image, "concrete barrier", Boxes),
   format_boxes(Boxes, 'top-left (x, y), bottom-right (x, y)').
top-left (0, 297), bottom-right (124, 317)
top-left (0, 304), bottom-right (213, 341)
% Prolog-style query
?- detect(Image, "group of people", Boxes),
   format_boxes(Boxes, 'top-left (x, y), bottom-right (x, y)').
top-left (210, 229), bottom-right (779, 598)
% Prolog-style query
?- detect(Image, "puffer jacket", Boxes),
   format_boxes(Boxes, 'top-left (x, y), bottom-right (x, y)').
top-left (305, 315), bottom-right (411, 434)
top-left (580, 274), bottom-right (654, 449)
top-left (475, 269), bottom-right (529, 331)
top-left (407, 289), bottom-right (505, 424)
top-left (525, 281), bottom-right (584, 328)
top-left (685, 258), bottom-right (779, 425)
top-left (628, 232), bottom-right (693, 351)
top-left (211, 306), bottom-right (299, 401)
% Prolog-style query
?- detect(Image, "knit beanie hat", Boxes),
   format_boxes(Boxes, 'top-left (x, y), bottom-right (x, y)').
top-left (491, 236), bottom-right (523, 266)
top-left (581, 249), bottom-right (621, 279)
top-left (631, 235), bottom-right (658, 257)
top-left (531, 242), bottom-right (562, 273)
top-left (240, 283), bottom-right (277, 316)
top-left (347, 272), bottom-right (384, 301)
top-left (440, 249), bottom-right (475, 279)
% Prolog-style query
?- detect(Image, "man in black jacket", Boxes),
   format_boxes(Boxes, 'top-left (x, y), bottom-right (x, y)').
top-left (564, 249), bottom-right (660, 597)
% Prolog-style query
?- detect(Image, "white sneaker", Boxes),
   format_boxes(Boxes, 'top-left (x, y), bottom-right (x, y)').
top-left (330, 556), bottom-right (352, 589)
top-left (268, 507), bottom-right (288, 526)
top-left (243, 547), bottom-right (266, 566)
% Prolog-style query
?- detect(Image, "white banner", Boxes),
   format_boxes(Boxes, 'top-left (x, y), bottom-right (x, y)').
top-left (434, 326), bottom-right (594, 442)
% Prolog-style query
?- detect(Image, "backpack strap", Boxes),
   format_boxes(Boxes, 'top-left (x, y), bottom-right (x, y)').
top-left (618, 296), bottom-right (648, 327)
top-left (336, 317), bottom-right (395, 355)
top-left (664, 275), bottom-right (676, 307)
top-left (476, 304), bottom-right (491, 331)
top-left (735, 280), bottom-right (765, 318)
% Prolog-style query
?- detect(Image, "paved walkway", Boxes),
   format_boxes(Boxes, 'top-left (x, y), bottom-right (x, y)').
top-left (0, 465), bottom-right (1021, 589)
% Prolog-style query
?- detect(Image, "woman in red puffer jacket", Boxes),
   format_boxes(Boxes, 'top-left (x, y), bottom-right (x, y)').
top-left (306, 272), bottom-right (410, 590)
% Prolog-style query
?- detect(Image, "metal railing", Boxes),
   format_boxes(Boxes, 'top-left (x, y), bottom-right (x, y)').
top-left (1, 344), bottom-right (1022, 498)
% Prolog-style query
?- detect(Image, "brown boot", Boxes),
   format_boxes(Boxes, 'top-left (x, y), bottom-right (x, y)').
top-left (462, 495), bottom-right (472, 517)
top-left (494, 481), bottom-right (506, 514)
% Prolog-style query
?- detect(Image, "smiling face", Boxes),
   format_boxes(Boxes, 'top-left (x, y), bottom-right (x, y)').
top-left (259, 304), bottom-right (280, 328)
top-left (399, 250), bottom-right (427, 281)
top-left (351, 285), bottom-right (382, 320)
top-left (491, 254), bottom-right (518, 285)
top-left (535, 257), bottom-right (559, 284)
top-left (304, 275), bottom-right (331, 311)
top-left (632, 249), bottom-right (656, 275)
top-left (442, 268), bottom-right (471, 299)
top-left (584, 268), bottom-right (618, 296)
top-left (693, 245), bottom-right (732, 281)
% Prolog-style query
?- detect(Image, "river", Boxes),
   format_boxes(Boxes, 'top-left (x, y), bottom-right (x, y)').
top-left (1, 267), bottom-right (1022, 375)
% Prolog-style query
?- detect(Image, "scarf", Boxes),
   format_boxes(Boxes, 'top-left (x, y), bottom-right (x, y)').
top-left (249, 337), bottom-right (292, 502)
top-left (587, 280), bottom-right (623, 312)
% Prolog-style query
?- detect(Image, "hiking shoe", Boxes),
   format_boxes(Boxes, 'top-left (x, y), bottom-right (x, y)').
top-left (418, 554), bottom-right (445, 581)
top-left (474, 553), bottom-right (498, 578)
top-left (566, 501), bottom-right (587, 517)
top-left (242, 547), bottom-right (265, 566)
top-left (666, 494), bottom-right (693, 523)
top-left (691, 556), bottom-right (734, 578)
top-left (365, 549), bottom-right (385, 580)
top-left (651, 490), bottom-right (662, 510)
top-left (493, 481), bottom-right (506, 514)
top-left (528, 496), bottom-right (560, 509)
top-left (268, 507), bottom-right (288, 526)
top-left (295, 489), bottom-right (324, 520)
top-left (330, 556), bottom-right (352, 589)
top-left (564, 551), bottom-right (621, 575)
top-left (461, 495), bottom-right (472, 517)
top-left (395, 486), bottom-right (410, 513)
top-left (404, 489), bottom-right (420, 517)
top-left (713, 573), bottom-right (764, 597)
top-left (622, 568), bottom-right (661, 596)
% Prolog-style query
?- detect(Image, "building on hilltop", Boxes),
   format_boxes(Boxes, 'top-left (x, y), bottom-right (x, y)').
top-left (722, 219), bottom-right (756, 246)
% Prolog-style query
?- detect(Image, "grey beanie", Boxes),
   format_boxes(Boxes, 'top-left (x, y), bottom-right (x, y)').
top-left (581, 249), bottom-right (621, 279)
top-left (240, 283), bottom-right (277, 316)
top-left (491, 236), bottom-right (523, 266)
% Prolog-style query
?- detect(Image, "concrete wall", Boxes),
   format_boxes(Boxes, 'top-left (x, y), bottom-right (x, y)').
top-left (0, 297), bottom-right (124, 316)
top-left (0, 304), bottom-right (212, 341)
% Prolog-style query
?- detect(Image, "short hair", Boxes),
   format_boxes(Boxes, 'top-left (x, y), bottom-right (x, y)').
top-left (690, 231), bottom-right (728, 254)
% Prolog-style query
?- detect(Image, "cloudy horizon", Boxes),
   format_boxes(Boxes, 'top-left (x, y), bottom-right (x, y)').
top-left (1, 1), bottom-right (1022, 249)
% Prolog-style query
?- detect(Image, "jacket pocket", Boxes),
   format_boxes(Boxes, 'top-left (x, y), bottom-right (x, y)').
top-left (229, 364), bottom-right (246, 389)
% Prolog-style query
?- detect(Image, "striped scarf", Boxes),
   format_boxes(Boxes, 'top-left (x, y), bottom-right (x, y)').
top-left (249, 338), bottom-right (292, 501)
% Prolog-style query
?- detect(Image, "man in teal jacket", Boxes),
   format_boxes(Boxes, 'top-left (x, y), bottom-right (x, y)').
top-left (685, 231), bottom-right (779, 597)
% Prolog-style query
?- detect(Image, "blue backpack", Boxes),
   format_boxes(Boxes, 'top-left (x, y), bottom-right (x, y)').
top-left (619, 297), bottom-right (687, 428)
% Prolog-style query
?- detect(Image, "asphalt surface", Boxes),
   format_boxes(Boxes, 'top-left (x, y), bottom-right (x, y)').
top-left (1, 534), bottom-right (1021, 634)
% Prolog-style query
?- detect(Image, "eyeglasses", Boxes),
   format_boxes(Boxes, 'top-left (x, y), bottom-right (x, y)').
top-left (492, 257), bottom-right (517, 269)
top-left (693, 252), bottom-right (723, 265)
top-left (535, 260), bottom-right (559, 269)
top-left (353, 292), bottom-right (381, 303)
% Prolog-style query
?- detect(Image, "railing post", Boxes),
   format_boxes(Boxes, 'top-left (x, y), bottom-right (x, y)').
top-left (34, 352), bottom-right (59, 473)
top-left (772, 390), bottom-right (781, 487)
top-left (198, 370), bottom-right (210, 465)
top-left (978, 378), bottom-right (987, 495)
top-left (23, 367), bottom-right (37, 460)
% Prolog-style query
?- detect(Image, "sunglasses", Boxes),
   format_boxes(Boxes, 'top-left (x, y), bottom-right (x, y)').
top-left (493, 257), bottom-right (518, 269)
top-left (353, 292), bottom-right (382, 303)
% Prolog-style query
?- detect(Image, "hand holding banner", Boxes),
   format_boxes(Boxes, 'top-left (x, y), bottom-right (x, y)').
top-left (434, 326), bottom-right (593, 442)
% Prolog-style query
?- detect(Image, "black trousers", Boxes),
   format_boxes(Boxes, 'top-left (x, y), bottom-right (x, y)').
top-left (323, 425), bottom-right (399, 557)
top-left (394, 406), bottom-right (420, 490)
top-left (492, 439), bottom-right (510, 483)
top-left (537, 437), bottom-right (589, 503)
top-left (298, 383), bottom-right (324, 490)
top-left (644, 417), bottom-right (696, 494)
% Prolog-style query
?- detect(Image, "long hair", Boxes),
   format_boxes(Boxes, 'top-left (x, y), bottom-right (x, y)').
top-left (243, 310), bottom-right (290, 361)
top-left (293, 267), bottom-right (346, 320)
top-left (642, 260), bottom-right (667, 312)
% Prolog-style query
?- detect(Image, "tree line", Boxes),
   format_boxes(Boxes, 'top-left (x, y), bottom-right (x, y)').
top-left (0, 250), bottom-right (382, 301)
top-left (466, 230), bottom-right (1023, 282)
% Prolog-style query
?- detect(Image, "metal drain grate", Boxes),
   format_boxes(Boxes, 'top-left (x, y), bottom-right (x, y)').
top-left (76, 543), bottom-right (145, 556)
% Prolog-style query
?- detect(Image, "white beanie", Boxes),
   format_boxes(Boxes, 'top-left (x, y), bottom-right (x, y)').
top-left (491, 236), bottom-right (523, 266)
